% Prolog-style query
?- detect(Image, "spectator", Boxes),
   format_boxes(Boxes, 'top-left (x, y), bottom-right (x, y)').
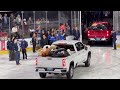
top-left (21, 38), bottom-right (28, 60)
top-left (12, 19), bottom-right (17, 27)
top-left (16, 14), bottom-right (21, 27)
top-left (27, 17), bottom-right (33, 30)
top-left (23, 19), bottom-right (28, 33)
top-left (9, 37), bottom-right (16, 61)
top-left (3, 14), bottom-right (8, 27)
top-left (46, 30), bottom-right (51, 45)
top-left (73, 26), bottom-right (80, 40)
top-left (41, 34), bottom-right (48, 48)
top-left (54, 30), bottom-right (59, 41)
top-left (37, 26), bottom-right (42, 46)
top-left (112, 30), bottom-right (117, 50)
top-left (12, 25), bottom-right (18, 33)
top-left (36, 19), bottom-right (40, 24)
top-left (32, 33), bottom-right (37, 53)
top-left (50, 28), bottom-right (55, 33)
top-left (7, 38), bottom-right (12, 61)
top-left (65, 23), bottom-right (70, 35)
top-left (49, 33), bottom-right (56, 45)
top-left (59, 31), bottom-right (65, 40)
top-left (59, 23), bottom-right (66, 33)
top-left (0, 14), bottom-right (3, 31)
top-left (41, 30), bottom-right (46, 39)
top-left (10, 13), bottom-right (15, 28)
top-left (14, 39), bottom-right (21, 65)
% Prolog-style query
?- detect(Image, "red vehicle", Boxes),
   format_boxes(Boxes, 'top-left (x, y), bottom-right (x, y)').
top-left (84, 22), bottom-right (113, 44)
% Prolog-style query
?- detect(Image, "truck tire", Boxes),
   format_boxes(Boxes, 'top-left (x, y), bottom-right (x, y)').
top-left (85, 53), bottom-right (91, 67)
top-left (66, 65), bottom-right (74, 79)
top-left (39, 73), bottom-right (46, 78)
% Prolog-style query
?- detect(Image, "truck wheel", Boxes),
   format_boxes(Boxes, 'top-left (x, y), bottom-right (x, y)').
top-left (66, 65), bottom-right (74, 79)
top-left (85, 54), bottom-right (91, 67)
top-left (39, 73), bottom-right (46, 78)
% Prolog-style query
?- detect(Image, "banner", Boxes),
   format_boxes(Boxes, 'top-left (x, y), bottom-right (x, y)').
top-left (1, 41), bottom-right (5, 50)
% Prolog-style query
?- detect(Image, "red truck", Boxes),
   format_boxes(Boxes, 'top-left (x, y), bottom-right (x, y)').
top-left (84, 21), bottom-right (113, 44)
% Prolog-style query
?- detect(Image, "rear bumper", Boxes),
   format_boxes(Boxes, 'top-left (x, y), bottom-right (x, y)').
top-left (88, 38), bottom-right (110, 41)
top-left (36, 67), bottom-right (67, 74)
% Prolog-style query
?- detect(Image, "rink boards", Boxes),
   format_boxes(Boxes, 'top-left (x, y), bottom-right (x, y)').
top-left (0, 38), bottom-right (33, 54)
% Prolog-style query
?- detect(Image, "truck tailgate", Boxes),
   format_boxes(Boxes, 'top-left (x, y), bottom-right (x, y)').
top-left (37, 57), bottom-right (64, 68)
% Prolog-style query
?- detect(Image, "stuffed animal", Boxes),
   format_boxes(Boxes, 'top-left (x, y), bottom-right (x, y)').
top-left (38, 45), bottom-right (50, 57)
top-left (38, 45), bottom-right (57, 57)
top-left (50, 45), bottom-right (57, 51)
top-left (38, 48), bottom-right (43, 56)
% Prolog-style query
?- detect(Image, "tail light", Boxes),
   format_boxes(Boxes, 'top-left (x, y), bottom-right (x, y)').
top-left (107, 31), bottom-right (109, 33)
top-left (88, 31), bottom-right (90, 33)
top-left (62, 58), bottom-right (66, 67)
top-left (35, 58), bottom-right (38, 66)
top-left (107, 34), bottom-right (109, 36)
top-left (88, 34), bottom-right (90, 36)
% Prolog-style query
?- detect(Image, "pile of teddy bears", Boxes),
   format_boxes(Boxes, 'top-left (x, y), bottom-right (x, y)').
top-left (38, 45), bottom-right (57, 57)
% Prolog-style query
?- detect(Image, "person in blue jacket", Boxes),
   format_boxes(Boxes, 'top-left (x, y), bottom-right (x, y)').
top-left (49, 33), bottom-right (56, 45)
top-left (59, 31), bottom-right (65, 40)
top-left (54, 30), bottom-right (59, 41)
top-left (21, 38), bottom-right (28, 60)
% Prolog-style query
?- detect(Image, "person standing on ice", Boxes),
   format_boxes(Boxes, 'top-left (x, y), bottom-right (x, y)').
top-left (112, 30), bottom-right (117, 50)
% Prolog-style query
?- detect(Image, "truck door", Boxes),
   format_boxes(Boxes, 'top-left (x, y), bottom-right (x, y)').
top-left (79, 42), bottom-right (88, 62)
top-left (75, 42), bottom-right (85, 63)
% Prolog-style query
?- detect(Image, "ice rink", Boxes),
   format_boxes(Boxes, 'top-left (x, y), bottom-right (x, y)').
top-left (0, 45), bottom-right (120, 79)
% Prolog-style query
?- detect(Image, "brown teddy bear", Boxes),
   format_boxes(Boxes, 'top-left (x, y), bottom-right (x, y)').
top-left (38, 45), bottom-right (50, 57)
top-left (38, 45), bottom-right (57, 57)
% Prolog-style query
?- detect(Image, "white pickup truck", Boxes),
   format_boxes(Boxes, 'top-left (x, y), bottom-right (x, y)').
top-left (35, 40), bottom-right (91, 79)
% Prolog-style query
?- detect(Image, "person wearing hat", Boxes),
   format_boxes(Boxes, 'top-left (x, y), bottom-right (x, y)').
top-left (111, 30), bottom-right (117, 50)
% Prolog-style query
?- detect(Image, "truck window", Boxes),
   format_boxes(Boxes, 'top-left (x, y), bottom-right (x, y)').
top-left (89, 24), bottom-right (107, 30)
top-left (50, 48), bottom-right (70, 57)
top-left (79, 42), bottom-right (84, 50)
top-left (75, 42), bottom-right (84, 51)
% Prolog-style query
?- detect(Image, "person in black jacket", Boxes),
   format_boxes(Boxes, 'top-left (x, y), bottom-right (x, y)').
top-left (7, 38), bottom-right (12, 61)
top-left (32, 33), bottom-right (36, 53)
top-left (41, 34), bottom-right (48, 48)
top-left (7, 37), bottom-right (15, 61)
top-left (21, 38), bottom-right (28, 60)
top-left (112, 30), bottom-right (117, 50)
top-left (73, 26), bottom-right (80, 40)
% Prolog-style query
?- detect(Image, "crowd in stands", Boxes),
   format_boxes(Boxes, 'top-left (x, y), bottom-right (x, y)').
top-left (31, 23), bottom-right (81, 53)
